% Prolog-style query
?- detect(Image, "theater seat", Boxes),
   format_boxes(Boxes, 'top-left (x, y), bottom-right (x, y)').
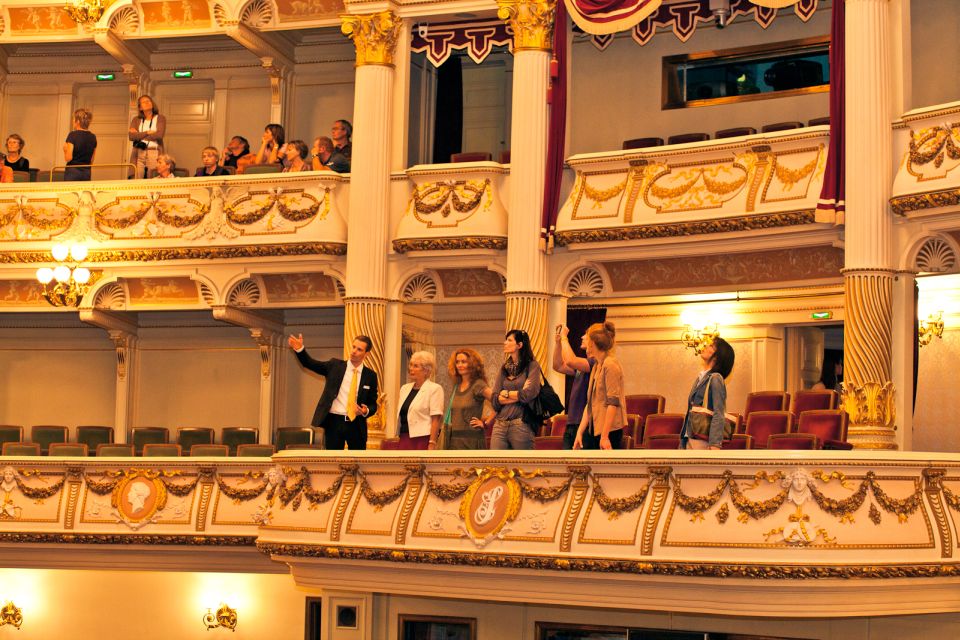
top-left (31, 425), bottom-right (67, 455)
top-left (547, 414), bottom-right (568, 437)
top-left (178, 428), bottom-right (214, 451)
top-left (276, 427), bottom-right (313, 450)
top-left (450, 152), bottom-right (492, 163)
top-left (2, 442), bottom-right (41, 456)
top-left (49, 443), bottom-right (88, 456)
top-left (744, 411), bottom-right (791, 450)
top-left (498, 150), bottom-right (511, 164)
top-left (645, 434), bottom-right (680, 449)
top-left (808, 116), bottom-right (830, 127)
top-left (237, 444), bottom-right (275, 457)
top-left (797, 410), bottom-right (852, 450)
top-left (143, 443), bottom-right (182, 456)
top-left (768, 433), bottom-right (820, 449)
top-left (640, 413), bottom-right (684, 448)
top-left (622, 137), bottom-right (664, 150)
top-left (222, 427), bottom-right (258, 456)
top-left (761, 121), bottom-right (804, 133)
top-left (131, 427), bottom-right (169, 456)
top-left (534, 436), bottom-right (564, 450)
top-left (715, 127), bottom-right (757, 139)
top-left (0, 426), bottom-right (24, 450)
top-left (191, 444), bottom-right (229, 457)
top-left (625, 395), bottom-right (665, 442)
top-left (97, 444), bottom-right (134, 457)
top-left (77, 426), bottom-right (114, 455)
top-left (721, 434), bottom-right (753, 450)
top-left (744, 391), bottom-right (790, 424)
top-left (667, 132), bottom-right (710, 145)
top-left (379, 438), bottom-right (402, 451)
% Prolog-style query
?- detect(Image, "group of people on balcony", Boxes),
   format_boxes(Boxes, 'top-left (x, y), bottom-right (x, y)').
top-left (290, 322), bottom-right (736, 452)
top-left (0, 94), bottom-right (352, 182)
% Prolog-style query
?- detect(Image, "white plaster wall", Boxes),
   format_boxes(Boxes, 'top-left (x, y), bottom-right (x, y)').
top-left (285, 308), bottom-right (348, 428)
top-left (0, 328), bottom-right (115, 431)
top-left (569, 9), bottom-right (831, 154)
top-left (291, 63), bottom-right (356, 144)
top-left (4, 84), bottom-right (65, 173)
top-left (221, 80), bottom-right (272, 150)
top-left (911, 0), bottom-right (960, 110)
top-left (913, 327), bottom-right (960, 453)
top-left (0, 568), bottom-right (304, 640)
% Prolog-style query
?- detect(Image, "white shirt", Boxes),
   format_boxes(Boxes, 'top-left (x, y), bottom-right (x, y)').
top-left (139, 116), bottom-right (159, 150)
top-left (396, 379), bottom-right (444, 438)
top-left (331, 361), bottom-right (364, 416)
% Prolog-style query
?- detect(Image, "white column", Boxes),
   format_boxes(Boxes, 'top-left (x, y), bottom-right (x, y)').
top-left (381, 300), bottom-right (404, 441)
top-left (545, 294), bottom-right (568, 392)
top-left (891, 270), bottom-right (916, 451)
top-left (110, 331), bottom-right (138, 444)
top-left (391, 19), bottom-right (413, 172)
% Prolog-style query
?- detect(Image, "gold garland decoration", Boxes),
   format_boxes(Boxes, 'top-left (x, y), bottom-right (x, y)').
top-left (423, 471), bottom-right (473, 501)
top-left (96, 202), bottom-right (152, 230)
top-left (225, 192), bottom-right (322, 226)
top-left (517, 475), bottom-right (573, 503)
top-left (943, 484), bottom-right (960, 512)
top-left (19, 205), bottom-right (76, 231)
top-left (592, 477), bottom-right (650, 519)
top-left (274, 464), bottom-right (354, 512)
top-left (582, 178), bottom-right (626, 208)
top-left (276, 193), bottom-right (322, 222)
top-left (84, 468), bottom-right (189, 495)
top-left (14, 474), bottom-right (66, 501)
top-left (648, 173), bottom-right (700, 200)
top-left (673, 471), bottom-right (789, 521)
top-left (0, 205), bottom-right (18, 227)
top-left (805, 471), bottom-right (921, 523)
top-left (154, 202), bottom-right (209, 228)
top-left (728, 476), bottom-right (787, 519)
top-left (160, 475), bottom-right (200, 497)
top-left (411, 180), bottom-right (490, 218)
top-left (672, 473), bottom-right (729, 515)
top-left (357, 465), bottom-right (422, 512)
top-left (773, 155), bottom-right (818, 186)
top-left (701, 169), bottom-right (747, 196)
top-left (216, 472), bottom-right (269, 504)
top-left (909, 126), bottom-right (960, 167)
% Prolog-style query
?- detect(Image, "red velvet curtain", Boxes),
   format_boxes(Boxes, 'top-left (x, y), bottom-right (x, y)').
top-left (816, 0), bottom-right (844, 218)
top-left (564, 0), bottom-right (663, 35)
top-left (541, 1), bottom-right (568, 250)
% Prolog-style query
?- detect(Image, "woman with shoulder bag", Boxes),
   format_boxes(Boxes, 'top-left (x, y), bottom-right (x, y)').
top-left (128, 95), bottom-right (165, 179)
top-left (490, 329), bottom-right (542, 450)
top-left (680, 337), bottom-right (736, 450)
top-left (443, 348), bottom-right (493, 450)
top-left (573, 322), bottom-right (625, 450)
top-left (396, 351), bottom-right (444, 450)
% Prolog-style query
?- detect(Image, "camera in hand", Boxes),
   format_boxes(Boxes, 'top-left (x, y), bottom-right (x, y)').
top-left (133, 140), bottom-right (148, 150)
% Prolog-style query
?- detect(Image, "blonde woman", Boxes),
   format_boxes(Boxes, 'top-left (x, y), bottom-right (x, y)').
top-left (63, 108), bottom-right (96, 181)
top-left (397, 351), bottom-right (444, 450)
top-left (573, 322), bottom-right (625, 450)
top-left (445, 348), bottom-right (493, 450)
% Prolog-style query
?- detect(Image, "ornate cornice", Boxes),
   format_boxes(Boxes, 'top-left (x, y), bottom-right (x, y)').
top-left (0, 533), bottom-right (255, 545)
top-left (341, 11), bottom-right (402, 67)
top-left (0, 242), bottom-right (346, 264)
top-left (497, 0), bottom-right (556, 52)
top-left (890, 188), bottom-right (960, 216)
top-left (257, 542), bottom-right (960, 579)
top-left (392, 237), bottom-right (507, 253)
top-left (554, 211), bottom-right (816, 245)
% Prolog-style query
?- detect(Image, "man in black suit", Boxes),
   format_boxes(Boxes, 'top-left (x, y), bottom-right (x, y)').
top-left (289, 333), bottom-right (379, 450)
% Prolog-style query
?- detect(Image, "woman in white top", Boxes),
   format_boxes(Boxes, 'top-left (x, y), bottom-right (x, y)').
top-left (396, 351), bottom-right (444, 450)
top-left (128, 95), bottom-right (166, 179)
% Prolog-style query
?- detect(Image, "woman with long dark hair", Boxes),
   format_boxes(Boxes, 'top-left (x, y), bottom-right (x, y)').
top-left (490, 329), bottom-right (542, 450)
top-left (812, 351), bottom-right (843, 393)
top-left (680, 337), bottom-right (736, 450)
top-left (255, 123), bottom-right (285, 166)
top-left (128, 95), bottom-right (166, 179)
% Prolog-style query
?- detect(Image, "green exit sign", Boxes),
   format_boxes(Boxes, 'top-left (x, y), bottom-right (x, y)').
top-left (173, 70), bottom-right (193, 79)
top-left (811, 311), bottom-right (833, 320)
top-left (96, 73), bottom-right (115, 81)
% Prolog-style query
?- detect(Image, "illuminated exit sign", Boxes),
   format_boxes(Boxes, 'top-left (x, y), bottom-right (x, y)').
top-left (811, 311), bottom-right (833, 320)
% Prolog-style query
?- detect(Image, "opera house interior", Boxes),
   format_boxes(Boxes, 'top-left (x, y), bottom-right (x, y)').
top-left (0, 0), bottom-right (959, 637)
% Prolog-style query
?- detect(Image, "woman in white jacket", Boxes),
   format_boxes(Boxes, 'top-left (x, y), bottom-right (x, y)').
top-left (396, 351), bottom-right (444, 450)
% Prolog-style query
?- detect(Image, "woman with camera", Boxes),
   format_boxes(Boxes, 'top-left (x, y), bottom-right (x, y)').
top-left (128, 95), bottom-right (166, 180)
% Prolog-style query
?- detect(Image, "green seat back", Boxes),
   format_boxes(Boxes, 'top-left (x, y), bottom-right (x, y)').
top-left (31, 425), bottom-right (67, 454)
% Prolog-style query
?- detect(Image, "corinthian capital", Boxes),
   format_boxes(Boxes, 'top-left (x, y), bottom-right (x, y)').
top-left (341, 11), bottom-right (403, 67)
top-left (497, 0), bottom-right (556, 52)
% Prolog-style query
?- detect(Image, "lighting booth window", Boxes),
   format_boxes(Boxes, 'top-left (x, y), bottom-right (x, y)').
top-left (663, 37), bottom-right (829, 109)
top-left (399, 614), bottom-right (475, 640)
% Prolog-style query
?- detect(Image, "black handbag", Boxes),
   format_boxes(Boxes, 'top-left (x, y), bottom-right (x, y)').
top-left (523, 369), bottom-right (564, 430)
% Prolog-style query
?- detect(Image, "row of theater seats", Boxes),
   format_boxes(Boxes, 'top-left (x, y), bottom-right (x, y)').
top-left (0, 425), bottom-right (317, 457)
top-left (622, 117), bottom-right (830, 150)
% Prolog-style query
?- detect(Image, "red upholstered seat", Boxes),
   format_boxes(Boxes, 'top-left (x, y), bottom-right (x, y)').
top-left (808, 116), bottom-right (831, 127)
top-left (791, 390), bottom-right (838, 428)
top-left (667, 132), bottom-right (710, 145)
top-left (645, 434), bottom-right (680, 449)
top-left (768, 433), bottom-right (820, 450)
top-left (797, 409), bottom-right (852, 450)
top-left (744, 391), bottom-right (790, 424)
top-left (715, 126), bottom-right (757, 139)
top-left (450, 152), bottom-right (492, 163)
top-left (622, 137), bottom-right (664, 150)
top-left (548, 414), bottom-right (568, 437)
top-left (640, 413), bottom-right (684, 448)
top-left (534, 436), bottom-right (564, 450)
top-left (721, 434), bottom-right (753, 450)
top-left (761, 121), bottom-right (804, 133)
top-left (625, 395), bottom-right (665, 442)
top-left (498, 150), bottom-right (511, 164)
top-left (744, 411), bottom-right (791, 450)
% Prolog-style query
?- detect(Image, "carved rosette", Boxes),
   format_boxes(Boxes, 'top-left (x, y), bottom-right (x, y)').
top-left (497, 0), bottom-right (556, 52)
top-left (505, 294), bottom-right (549, 368)
top-left (341, 11), bottom-right (403, 67)
top-left (842, 270), bottom-right (895, 449)
top-left (343, 298), bottom-right (387, 433)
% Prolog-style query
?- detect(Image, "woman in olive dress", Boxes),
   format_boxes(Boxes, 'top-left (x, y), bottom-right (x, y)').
top-left (444, 348), bottom-right (493, 450)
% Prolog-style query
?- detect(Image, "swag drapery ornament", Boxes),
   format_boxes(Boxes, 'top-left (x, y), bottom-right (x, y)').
top-left (569, 0), bottom-right (818, 43)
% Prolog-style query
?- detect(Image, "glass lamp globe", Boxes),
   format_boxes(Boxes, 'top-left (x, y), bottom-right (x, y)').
top-left (70, 244), bottom-right (89, 261)
top-left (53, 266), bottom-right (71, 282)
top-left (73, 267), bottom-right (91, 284)
top-left (36, 267), bottom-right (54, 284)
top-left (51, 243), bottom-right (70, 262)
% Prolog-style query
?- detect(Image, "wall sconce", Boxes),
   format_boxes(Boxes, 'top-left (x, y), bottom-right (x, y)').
top-left (35, 243), bottom-right (93, 307)
top-left (918, 311), bottom-right (945, 347)
top-left (0, 601), bottom-right (22, 629)
top-left (680, 323), bottom-right (720, 354)
top-left (203, 604), bottom-right (238, 632)
top-left (64, 0), bottom-right (118, 26)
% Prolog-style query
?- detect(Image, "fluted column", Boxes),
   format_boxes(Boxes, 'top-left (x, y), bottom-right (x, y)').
top-left (498, 0), bottom-right (555, 366)
top-left (842, 0), bottom-right (897, 449)
top-left (341, 11), bottom-right (402, 436)
top-left (110, 331), bottom-right (138, 444)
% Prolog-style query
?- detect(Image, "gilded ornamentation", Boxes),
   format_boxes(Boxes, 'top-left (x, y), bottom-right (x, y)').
top-left (341, 11), bottom-right (402, 67)
top-left (772, 155), bottom-right (818, 189)
top-left (645, 161), bottom-right (750, 212)
top-left (582, 177), bottom-right (626, 208)
top-left (216, 471), bottom-right (269, 503)
top-left (1, 466), bottom-right (65, 519)
top-left (591, 476), bottom-right (650, 519)
top-left (392, 237), bottom-right (507, 253)
top-left (275, 464), bottom-right (354, 511)
top-left (95, 193), bottom-right (209, 233)
top-left (0, 243), bottom-right (347, 264)
top-left (458, 467), bottom-right (523, 545)
top-left (907, 124), bottom-right (960, 175)
top-left (841, 381), bottom-right (897, 440)
top-left (716, 503), bottom-right (729, 524)
top-left (357, 464), bottom-right (421, 512)
top-left (554, 210), bottom-right (815, 245)
top-left (868, 503), bottom-right (881, 524)
top-left (943, 484), bottom-right (960, 513)
top-left (410, 179), bottom-right (491, 225)
top-left (224, 188), bottom-right (325, 227)
top-left (496, 0), bottom-right (556, 52)
top-left (890, 188), bottom-right (960, 216)
top-left (424, 470), bottom-right (474, 501)
top-left (0, 198), bottom-right (76, 239)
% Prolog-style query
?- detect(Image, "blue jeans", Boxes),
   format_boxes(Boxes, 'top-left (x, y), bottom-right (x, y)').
top-left (491, 418), bottom-right (535, 450)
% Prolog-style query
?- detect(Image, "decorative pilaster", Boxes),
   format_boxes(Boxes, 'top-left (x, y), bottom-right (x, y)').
top-left (109, 330), bottom-right (138, 444)
top-left (379, 299), bottom-right (405, 443)
top-left (842, 0), bottom-right (897, 449)
top-left (339, 10), bottom-right (402, 442)
top-left (249, 328), bottom-right (286, 445)
top-left (499, 0), bottom-right (555, 367)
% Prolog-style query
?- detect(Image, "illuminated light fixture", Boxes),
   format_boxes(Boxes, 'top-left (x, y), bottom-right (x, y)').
top-left (811, 311), bottom-right (832, 320)
top-left (0, 601), bottom-right (22, 629)
top-left (96, 73), bottom-right (115, 81)
top-left (35, 243), bottom-right (93, 308)
top-left (173, 70), bottom-right (194, 79)
top-left (679, 309), bottom-right (720, 354)
top-left (64, 0), bottom-right (118, 26)
top-left (203, 604), bottom-right (238, 632)
top-left (918, 311), bottom-right (945, 347)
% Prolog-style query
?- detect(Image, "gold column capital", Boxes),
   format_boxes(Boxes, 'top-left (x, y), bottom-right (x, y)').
top-left (341, 10), bottom-right (403, 67)
top-left (497, 0), bottom-right (556, 52)
top-left (841, 381), bottom-right (898, 449)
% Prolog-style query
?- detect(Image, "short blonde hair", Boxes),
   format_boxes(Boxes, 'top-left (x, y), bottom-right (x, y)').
top-left (409, 350), bottom-right (436, 377)
top-left (74, 108), bottom-right (93, 129)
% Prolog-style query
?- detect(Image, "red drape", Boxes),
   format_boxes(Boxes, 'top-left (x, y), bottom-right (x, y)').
top-left (541, 0), bottom-right (568, 250)
top-left (564, 0), bottom-right (662, 35)
top-left (816, 0), bottom-right (844, 218)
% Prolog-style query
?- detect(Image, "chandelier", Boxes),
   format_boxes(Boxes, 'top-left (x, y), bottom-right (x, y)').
top-left (918, 311), bottom-right (944, 347)
top-left (35, 243), bottom-right (93, 307)
top-left (63, 0), bottom-right (117, 26)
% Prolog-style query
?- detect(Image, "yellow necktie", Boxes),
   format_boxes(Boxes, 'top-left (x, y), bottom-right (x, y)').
top-left (347, 367), bottom-right (359, 421)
